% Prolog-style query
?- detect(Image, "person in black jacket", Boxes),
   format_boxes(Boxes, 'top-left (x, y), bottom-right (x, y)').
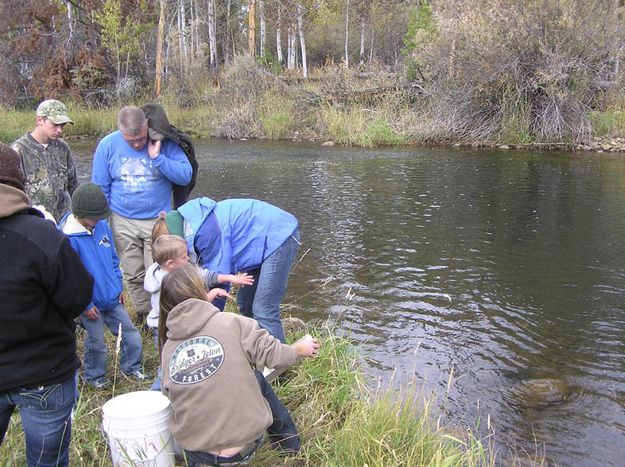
top-left (0, 142), bottom-right (94, 466)
top-left (142, 103), bottom-right (198, 208)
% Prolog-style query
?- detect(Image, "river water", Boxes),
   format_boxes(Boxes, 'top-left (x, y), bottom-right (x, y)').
top-left (74, 139), bottom-right (625, 466)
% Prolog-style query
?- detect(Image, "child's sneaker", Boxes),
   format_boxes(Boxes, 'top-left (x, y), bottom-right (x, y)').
top-left (88, 377), bottom-right (110, 389)
top-left (125, 369), bottom-right (146, 381)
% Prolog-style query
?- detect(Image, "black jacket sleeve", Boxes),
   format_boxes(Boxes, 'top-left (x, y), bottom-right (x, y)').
top-left (45, 236), bottom-right (95, 320)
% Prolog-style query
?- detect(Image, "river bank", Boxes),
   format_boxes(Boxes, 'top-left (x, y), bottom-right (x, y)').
top-left (0, 324), bottom-right (496, 466)
top-left (3, 60), bottom-right (625, 154)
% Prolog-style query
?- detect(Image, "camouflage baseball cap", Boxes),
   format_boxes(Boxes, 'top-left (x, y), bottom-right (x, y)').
top-left (36, 99), bottom-right (74, 124)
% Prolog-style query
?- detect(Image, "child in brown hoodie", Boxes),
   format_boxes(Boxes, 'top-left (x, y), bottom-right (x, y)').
top-left (158, 264), bottom-right (319, 465)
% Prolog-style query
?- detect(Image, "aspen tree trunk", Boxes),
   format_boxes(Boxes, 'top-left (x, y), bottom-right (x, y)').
top-left (208, 0), bottom-right (217, 68)
top-left (359, 16), bottom-right (365, 67)
top-left (259, 0), bottom-right (266, 57)
top-left (288, 27), bottom-right (297, 70)
top-left (190, 0), bottom-right (195, 56)
top-left (66, 1), bottom-right (74, 42)
top-left (248, 0), bottom-right (256, 58)
top-left (297, 3), bottom-right (307, 77)
top-left (155, 0), bottom-right (166, 96)
top-left (344, 0), bottom-right (350, 68)
top-left (177, 0), bottom-right (185, 72)
top-left (225, 0), bottom-right (232, 64)
top-left (276, 5), bottom-right (283, 63)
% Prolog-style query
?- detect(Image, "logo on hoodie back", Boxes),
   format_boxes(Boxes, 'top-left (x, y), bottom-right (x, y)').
top-left (168, 336), bottom-right (224, 384)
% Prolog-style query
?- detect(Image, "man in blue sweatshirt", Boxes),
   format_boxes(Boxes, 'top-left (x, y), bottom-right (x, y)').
top-left (59, 183), bottom-right (144, 389)
top-left (92, 106), bottom-right (192, 321)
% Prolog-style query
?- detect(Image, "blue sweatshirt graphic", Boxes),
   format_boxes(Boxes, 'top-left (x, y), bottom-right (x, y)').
top-left (92, 130), bottom-right (192, 219)
top-left (59, 213), bottom-right (123, 311)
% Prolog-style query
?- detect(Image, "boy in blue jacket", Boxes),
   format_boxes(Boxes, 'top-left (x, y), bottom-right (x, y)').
top-left (59, 183), bottom-right (144, 389)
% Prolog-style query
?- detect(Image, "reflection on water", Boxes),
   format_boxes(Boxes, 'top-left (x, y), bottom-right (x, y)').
top-left (74, 139), bottom-right (625, 466)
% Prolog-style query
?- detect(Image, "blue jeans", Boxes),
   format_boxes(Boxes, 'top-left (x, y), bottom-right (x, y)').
top-left (0, 376), bottom-right (76, 466)
top-left (150, 332), bottom-right (162, 391)
top-left (183, 371), bottom-right (299, 466)
top-left (237, 231), bottom-right (300, 343)
top-left (254, 371), bottom-right (300, 452)
top-left (80, 303), bottom-right (143, 381)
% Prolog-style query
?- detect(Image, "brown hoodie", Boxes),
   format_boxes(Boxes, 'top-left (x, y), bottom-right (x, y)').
top-left (0, 184), bottom-right (30, 218)
top-left (161, 298), bottom-right (298, 452)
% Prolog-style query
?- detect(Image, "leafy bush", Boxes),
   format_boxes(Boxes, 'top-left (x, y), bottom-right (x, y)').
top-left (415, 0), bottom-right (624, 142)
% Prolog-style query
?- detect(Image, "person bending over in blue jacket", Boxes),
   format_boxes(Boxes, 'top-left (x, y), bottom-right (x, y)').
top-left (59, 183), bottom-right (144, 389)
top-left (152, 198), bottom-right (300, 343)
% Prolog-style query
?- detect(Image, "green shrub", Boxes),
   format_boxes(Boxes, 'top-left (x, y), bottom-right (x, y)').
top-left (0, 107), bottom-right (32, 143)
top-left (258, 91), bottom-right (294, 140)
top-left (590, 110), bottom-right (625, 138)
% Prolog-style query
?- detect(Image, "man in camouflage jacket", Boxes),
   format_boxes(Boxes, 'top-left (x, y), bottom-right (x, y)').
top-left (12, 99), bottom-right (78, 221)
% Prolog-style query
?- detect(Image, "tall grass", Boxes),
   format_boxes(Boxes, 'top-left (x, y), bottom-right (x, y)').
top-left (257, 91), bottom-right (294, 140)
top-left (589, 110), bottom-right (625, 138)
top-left (320, 106), bottom-right (407, 147)
top-left (0, 107), bottom-right (34, 142)
top-left (0, 321), bottom-right (498, 466)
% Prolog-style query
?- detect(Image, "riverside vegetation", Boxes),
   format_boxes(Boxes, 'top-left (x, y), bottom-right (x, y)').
top-left (1, 55), bottom-right (625, 153)
top-left (4, 1), bottom-right (625, 152)
top-left (0, 317), bottom-right (498, 466)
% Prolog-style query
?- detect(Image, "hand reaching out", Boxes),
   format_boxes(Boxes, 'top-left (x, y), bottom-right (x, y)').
top-left (292, 334), bottom-right (320, 358)
top-left (206, 288), bottom-right (233, 303)
top-left (232, 272), bottom-right (254, 287)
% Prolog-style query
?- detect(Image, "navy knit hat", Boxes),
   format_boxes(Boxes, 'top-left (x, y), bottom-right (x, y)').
top-left (72, 183), bottom-right (111, 220)
top-left (0, 142), bottom-right (25, 191)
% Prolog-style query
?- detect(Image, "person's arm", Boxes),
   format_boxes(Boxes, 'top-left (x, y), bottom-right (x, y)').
top-left (148, 140), bottom-right (192, 185)
top-left (206, 287), bottom-right (233, 303)
top-left (83, 306), bottom-right (100, 320)
top-left (108, 221), bottom-right (123, 284)
top-left (44, 237), bottom-right (95, 321)
top-left (216, 272), bottom-right (254, 287)
top-left (200, 268), bottom-right (220, 288)
top-left (66, 145), bottom-right (78, 196)
top-left (291, 334), bottom-right (320, 357)
top-left (239, 317), bottom-right (320, 369)
top-left (92, 139), bottom-right (112, 200)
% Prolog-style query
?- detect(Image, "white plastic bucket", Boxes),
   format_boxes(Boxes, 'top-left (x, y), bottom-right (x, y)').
top-left (102, 391), bottom-right (175, 467)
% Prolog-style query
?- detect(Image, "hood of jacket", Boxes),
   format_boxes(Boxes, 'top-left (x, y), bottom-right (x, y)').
top-left (166, 298), bottom-right (220, 341)
top-left (0, 184), bottom-right (32, 218)
top-left (58, 212), bottom-right (90, 236)
top-left (144, 261), bottom-right (165, 294)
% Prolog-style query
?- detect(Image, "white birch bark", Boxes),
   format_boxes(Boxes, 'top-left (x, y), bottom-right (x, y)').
top-left (359, 16), bottom-right (365, 67)
top-left (344, 0), bottom-right (350, 68)
top-left (66, 1), bottom-right (74, 43)
top-left (208, 0), bottom-right (218, 68)
top-left (297, 3), bottom-right (307, 77)
top-left (225, 0), bottom-right (232, 64)
top-left (177, 0), bottom-right (187, 71)
top-left (287, 26), bottom-right (296, 70)
top-left (276, 5), bottom-right (283, 63)
top-left (259, 0), bottom-right (266, 57)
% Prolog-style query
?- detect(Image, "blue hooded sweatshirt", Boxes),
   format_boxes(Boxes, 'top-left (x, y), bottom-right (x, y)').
top-left (58, 213), bottom-right (123, 311)
top-left (178, 198), bottom-right (298, 274)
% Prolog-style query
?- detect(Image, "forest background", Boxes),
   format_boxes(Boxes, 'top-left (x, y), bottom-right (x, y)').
top-left (2, 0), bottom-right (625, 150)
